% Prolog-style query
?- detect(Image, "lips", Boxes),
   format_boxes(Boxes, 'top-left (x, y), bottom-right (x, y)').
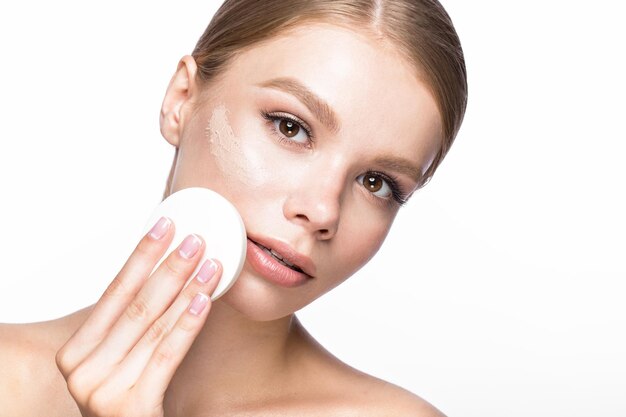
top-left (246, 235), bottom-right (316, 278)
top-left (255, 241), bottom-right (304, 272)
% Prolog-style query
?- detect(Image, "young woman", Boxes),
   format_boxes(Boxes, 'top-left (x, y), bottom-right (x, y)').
top-left (0, 0), bottom-right (467, 415)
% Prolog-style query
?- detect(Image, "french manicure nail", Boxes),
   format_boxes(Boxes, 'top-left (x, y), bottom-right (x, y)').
top-left (196, 259), bottom-right (218, 283)
top-left (148, 216), bottom-right (171, 240)
top-left (189, 292), bottom-right (209, 316)
top-left (179, 234), bottom-right (202, 259)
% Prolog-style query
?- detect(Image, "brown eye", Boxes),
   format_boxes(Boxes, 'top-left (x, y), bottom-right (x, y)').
top-left (266, 113), bottom-right (311, 146)
top-left (363, 174), bottom-right (383, 192)
top-left (279, 119), bottom-right (300, 137)
top-left (357, 173), bottom-right (393, 199)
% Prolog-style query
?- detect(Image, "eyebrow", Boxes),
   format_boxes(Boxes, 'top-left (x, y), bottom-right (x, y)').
top-left (374, 156), bottom-right (424, 184)
top-left (257, 77), bottom-right (341, 133)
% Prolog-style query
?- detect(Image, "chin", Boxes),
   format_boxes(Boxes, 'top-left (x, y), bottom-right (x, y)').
top-left (215, 267), bottom-right (313, 322)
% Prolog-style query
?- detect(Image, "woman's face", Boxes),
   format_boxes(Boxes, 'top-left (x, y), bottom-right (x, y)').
top-left (162, 23), bottom-right (442, 320)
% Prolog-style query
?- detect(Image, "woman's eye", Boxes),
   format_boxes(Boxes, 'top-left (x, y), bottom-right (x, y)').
top-left (357, 173), bottom-right (392, 198)
top-left (261, 111), bottom-right (313, 148)
top-left (273, 118), bottom-right (309, 144)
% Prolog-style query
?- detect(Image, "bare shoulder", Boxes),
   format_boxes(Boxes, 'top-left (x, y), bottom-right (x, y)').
top-left (290, 320), bottom-right (446, 417)
top-left (354, 373), bottom-right (446, 417)
top-left (0, 308), bottom-right (91, 417)
top-left (327, 365), bottom-right (446, 417)
top-left (294, 359), bottom-right (446, 416)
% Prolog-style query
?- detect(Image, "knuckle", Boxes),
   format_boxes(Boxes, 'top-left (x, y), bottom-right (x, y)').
top-left (162, 256), bottom-right (185, 277)
top-left (178, 287), bottom-right (197, 305)
top-left (86, 389), bottom-right (112, 415)
top-left (122, 400), bottom-right (149, 417)
top-left (124, 296), bottom-right (150, 323)
top-left (102, 276), bottom-right (128, 299)
top-left (153, 339), bottom-right (175, 367)
top-left (178, 313), bottom-right (202, 333)
top-left (135, 234), bottom-right (158, 258)
top-left (66, 369), bottom-right (91, 401)
top-left (55, 346), bottom-right (71, 375)
top-left (146, 320), bottom-right (169, 344)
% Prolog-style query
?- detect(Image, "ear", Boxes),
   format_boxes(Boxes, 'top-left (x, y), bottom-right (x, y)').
top-left (159, 55), bottom-right (200, 147)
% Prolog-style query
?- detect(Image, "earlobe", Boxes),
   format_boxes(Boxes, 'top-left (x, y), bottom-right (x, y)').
top-left (159, 55), bottom-right (199, 147)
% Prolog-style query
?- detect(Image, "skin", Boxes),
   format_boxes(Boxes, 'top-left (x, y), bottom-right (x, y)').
top-left (0, 23), bottom-right (445, 416)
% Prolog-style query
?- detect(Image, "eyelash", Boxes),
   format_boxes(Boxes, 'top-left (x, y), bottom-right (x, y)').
top-left (260, 110), bottom-right (409, 208)
top-left (364, 169), bottom-right (409, 208)
top-left (261, 110), bottom-right (314, 148)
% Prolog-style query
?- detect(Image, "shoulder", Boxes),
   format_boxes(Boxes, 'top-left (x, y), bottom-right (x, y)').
top-left (289, 320), bottom-right (446, 417)
top-left (339, 370), bottom-right (446, 417)
top-left (300, 351), bottom-right (444, 416)
top-left (362, 376), bottom-right (446, 417)
top-left (0, 321), bottom-right (59, 415)
top-left (0, 311), bottom-right (90, 417)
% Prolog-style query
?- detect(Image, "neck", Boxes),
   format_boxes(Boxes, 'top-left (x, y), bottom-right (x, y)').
top-left (163, 298), bottom-right (306, 414)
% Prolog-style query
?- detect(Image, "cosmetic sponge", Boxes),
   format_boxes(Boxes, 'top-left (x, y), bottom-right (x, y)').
top-left (140, 187), bottom-right (247, 300)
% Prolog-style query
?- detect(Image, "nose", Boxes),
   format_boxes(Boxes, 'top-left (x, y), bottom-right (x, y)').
top-left (282, 160), bottom-right (344, 241)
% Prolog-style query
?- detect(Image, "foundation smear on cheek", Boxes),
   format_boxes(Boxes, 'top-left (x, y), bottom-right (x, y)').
top-left (205, 104), bottom-right (240, 181)
top-left (205, 104), bottom-right (268, 187)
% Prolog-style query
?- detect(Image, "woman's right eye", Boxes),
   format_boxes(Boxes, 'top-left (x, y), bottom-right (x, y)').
top-left (262, 111), bottom-right (313, 149)
top-left (273, 118), bottom-right (309, 144)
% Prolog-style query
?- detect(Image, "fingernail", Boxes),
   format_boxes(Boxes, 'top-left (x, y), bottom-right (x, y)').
top-left (148, 216), bottom-right (171, 240)
top-left (179, 234), bottom-right (202, 259)
top-left (189, 292), bottom-right (209, 316)
top-left (196, 259), bottom-right (218, 283)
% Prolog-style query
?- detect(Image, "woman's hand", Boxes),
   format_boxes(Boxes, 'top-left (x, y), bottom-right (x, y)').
top-left (55, 216), bottom-right (222, 417)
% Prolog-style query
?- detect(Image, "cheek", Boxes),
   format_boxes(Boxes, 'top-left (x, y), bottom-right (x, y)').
top-left (202, 103), bottom-right (304, 211)
top-left (326, 206), bottom-right (394, 284)
top-left (202, 104), bottom-right (280, 195)
top-left (205, 103), bottom-right (270, 190)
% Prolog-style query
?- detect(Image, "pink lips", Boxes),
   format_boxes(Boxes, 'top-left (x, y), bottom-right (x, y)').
top-left (245, 236), bottom-right (315, 288)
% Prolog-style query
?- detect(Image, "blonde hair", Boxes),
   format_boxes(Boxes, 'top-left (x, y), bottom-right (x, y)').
top-left (163, 0), bottom-right (467, 199)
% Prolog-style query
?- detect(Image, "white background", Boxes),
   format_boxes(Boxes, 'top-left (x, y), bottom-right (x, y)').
top-left (1, 1), bottom-right (624, 416)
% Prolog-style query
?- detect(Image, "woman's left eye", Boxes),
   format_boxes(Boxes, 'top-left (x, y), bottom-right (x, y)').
top-left (263, 112), bottom-right (312, 147)
top-left (356, 172), bottom-right (409, 207)
top-left (357, 173), bottom-right (393, 198)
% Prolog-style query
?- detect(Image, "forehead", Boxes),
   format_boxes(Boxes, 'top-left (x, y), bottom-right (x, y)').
top-left (218, 23), bottom-right (442, 173)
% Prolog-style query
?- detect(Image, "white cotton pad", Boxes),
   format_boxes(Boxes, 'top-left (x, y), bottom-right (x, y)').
top-left (140, 187), bottom-right (247, 300)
